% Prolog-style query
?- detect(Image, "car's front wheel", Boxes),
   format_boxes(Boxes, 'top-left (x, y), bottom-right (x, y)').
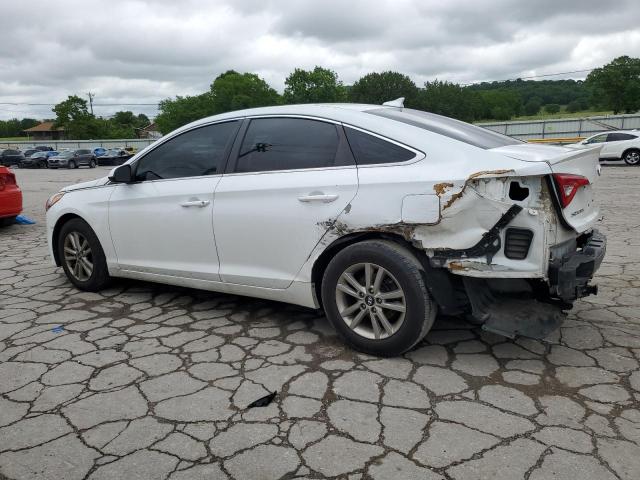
top-left (68, 160), bottom-right (76, 169)
top-left (57, 218), bottom-right (111, 291)
top-left (89, 158), bottom-right (96, 168)
top-left (623, 149), bottom-right (640, 166)
top-left (321, 240), bottom-right (436, 357)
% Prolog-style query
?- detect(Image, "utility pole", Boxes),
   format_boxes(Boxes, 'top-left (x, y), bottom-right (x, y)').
top-left (87, 92), bottom-right (95, 115)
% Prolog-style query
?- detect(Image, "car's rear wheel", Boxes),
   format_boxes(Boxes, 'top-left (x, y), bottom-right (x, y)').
top-left (38, 160), bottom-right (47, 169)
top-left (321, 240), bottom-right (436, 357)
top-left (89, 158), bottom-right (96, 168)
top-left (57, 218), bottom-right (111, 291)
top-left (68, 160), bottom-right (76, 169)
top-left (623, 149), bottom-right (640, 166)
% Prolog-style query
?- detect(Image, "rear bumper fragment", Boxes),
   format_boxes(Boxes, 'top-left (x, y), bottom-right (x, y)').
top-left (548, 229), bottom-right (606, 303)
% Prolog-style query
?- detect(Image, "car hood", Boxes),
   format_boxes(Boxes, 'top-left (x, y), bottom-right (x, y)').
top-left (62, 176), bottom-right (110, 192)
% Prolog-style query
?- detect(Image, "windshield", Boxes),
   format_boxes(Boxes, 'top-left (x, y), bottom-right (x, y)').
top-left (368, 108), bottom-right (522, 150)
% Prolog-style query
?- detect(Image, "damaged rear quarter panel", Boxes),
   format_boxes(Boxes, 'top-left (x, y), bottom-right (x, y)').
top-left (307, 149), bottom-right (556, 282)
top-left (296, 138), bottom-right (556, 286)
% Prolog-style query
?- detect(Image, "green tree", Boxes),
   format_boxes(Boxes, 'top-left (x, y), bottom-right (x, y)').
top-left (211, 70), bottom-right (281, 113)
top-left (283, 66), bottom-right (347, 104)
top-left (545, 103), bottom-right (560, 114)
top-left (478, 90), bottom-right (522, 120)
top-left (418, 80), bottom-right (482, 122)
top-left (52, 95), bottom-right (100, 139)
top-left (349, 71), bottom-right (419, 107)
top-left (586, 56), bottom-right (640, 114)
top-left (566, 100), bottom-right (581, 113)
top-left (523, 97), bottom-right (542, 116)
top-left (155, 93), bottom-right (216, 134)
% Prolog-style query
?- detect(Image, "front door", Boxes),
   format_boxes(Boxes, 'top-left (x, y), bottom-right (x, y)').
top-left (214, 117), bottom-right (358, 289)
top-left (108, 120), bottom-right (240, 280)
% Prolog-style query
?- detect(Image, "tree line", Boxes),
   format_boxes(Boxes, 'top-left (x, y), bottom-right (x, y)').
top-left (154, 55), bottom-right (640, 132)
top-left (4, 55), bottom-right (638, 139)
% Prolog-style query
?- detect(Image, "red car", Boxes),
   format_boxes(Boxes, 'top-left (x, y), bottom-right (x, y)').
top-left (0, 166), bottom-right (22, 226)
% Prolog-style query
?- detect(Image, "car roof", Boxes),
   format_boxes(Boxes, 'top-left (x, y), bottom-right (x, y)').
top-left (172, 103), bottom-right (436, 150)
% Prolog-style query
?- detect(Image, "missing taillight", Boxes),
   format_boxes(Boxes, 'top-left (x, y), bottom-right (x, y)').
top-left (552, 173), bottom-right (589, 208)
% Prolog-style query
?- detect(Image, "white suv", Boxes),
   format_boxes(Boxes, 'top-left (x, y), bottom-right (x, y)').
top-left (567, 130), bottom-right (640, 165)
top-left (45, 102), bottom-right (606, 356)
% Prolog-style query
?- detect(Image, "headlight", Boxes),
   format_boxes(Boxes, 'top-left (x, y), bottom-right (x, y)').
top-left (45, 192), bottom-right (65, 212)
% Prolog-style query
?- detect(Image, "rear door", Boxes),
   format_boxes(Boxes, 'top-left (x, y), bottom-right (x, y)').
top-left (213, 116), bottom-right (358, 288)
top-left (604, 132), bottom-right (637, 158)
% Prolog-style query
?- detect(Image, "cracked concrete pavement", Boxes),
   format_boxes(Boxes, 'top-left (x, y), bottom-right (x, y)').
top-left (0, 165), bottom-right (639, 479)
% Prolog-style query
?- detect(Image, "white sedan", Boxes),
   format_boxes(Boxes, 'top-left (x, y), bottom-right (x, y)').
top-left (46, 101), bottom-right (606, 356)
top-left (567, 130), bottom-right (640, 165)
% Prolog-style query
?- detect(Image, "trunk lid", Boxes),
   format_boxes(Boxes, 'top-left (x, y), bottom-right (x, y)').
top-left (490, 143), bottom-right (602, 233)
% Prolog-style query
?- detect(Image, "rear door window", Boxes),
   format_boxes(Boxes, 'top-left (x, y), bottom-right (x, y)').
top-left (344, 127), bottom-right (415, 165)
top-left (234, 117), bottom-right (347, 173)
top-left (607, 133), bottom-right (637, 142)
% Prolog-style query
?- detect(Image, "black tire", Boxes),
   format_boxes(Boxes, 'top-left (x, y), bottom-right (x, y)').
top-left (39, 160), bottom-right (47, 169)
top-left (0, 216), bottom-right (16, 227)
top-left (89, 158), bottom-right (96, 168)
top-left (623, 149), bottom-right (640, 166)
top-left (321, 240), bottom-right (436, 357)
top-left (68, 160), bottom-right (76, 169)
top-left (57, 218), bottom-right (111, 291)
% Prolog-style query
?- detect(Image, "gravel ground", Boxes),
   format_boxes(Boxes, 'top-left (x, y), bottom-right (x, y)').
top-left (0, 165), bottom-right (639, 480)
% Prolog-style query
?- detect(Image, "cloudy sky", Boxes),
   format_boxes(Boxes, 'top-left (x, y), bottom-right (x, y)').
top-left (2, 0), bottom-right (639, 120)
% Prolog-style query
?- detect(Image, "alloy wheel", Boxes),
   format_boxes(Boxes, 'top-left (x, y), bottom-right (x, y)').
top-left (63, 232), bottom-right (93, 282)
top-left (334, 262), bottom-right (406, 340)
top-left (625, 151), bottom-right (640, 165)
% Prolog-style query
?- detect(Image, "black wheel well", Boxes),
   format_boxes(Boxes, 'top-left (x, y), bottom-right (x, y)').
top-left (311, 231), bottom-right (422, 309)
top-left (622, 147), bottom-right (640, 157)
top-left (51, 213), bottom-right (83, 266)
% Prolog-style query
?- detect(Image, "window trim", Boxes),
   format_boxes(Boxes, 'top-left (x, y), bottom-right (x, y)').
top-left (341, 124), bottom-right (424, 168)
top-left (225, 115), bottom-right (356, 176)
top-left (129, 119), bottom-right (242, 184)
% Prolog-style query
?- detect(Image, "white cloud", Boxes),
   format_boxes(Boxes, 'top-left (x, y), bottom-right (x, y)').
top-left (0, 0), bottom-right (638, 119)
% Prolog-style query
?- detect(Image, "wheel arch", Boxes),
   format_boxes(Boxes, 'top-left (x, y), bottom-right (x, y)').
top-left (51, 213), bottom-right (84, 266)
top-left (622, 147), bottom-right (640, 160)
top-left (311, 230), bottom-right (468, 314)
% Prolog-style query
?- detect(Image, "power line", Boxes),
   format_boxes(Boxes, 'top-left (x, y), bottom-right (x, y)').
top-left (460, 68), bottom-right (596, 86)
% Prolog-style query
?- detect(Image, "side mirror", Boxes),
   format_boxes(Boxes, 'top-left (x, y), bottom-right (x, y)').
top-left (109, 164), bottom-right (134, 183)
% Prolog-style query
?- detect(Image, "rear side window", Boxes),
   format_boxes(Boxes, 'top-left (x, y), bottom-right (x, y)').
top-left (135, 121), bottom-right (239, 181)
top-left (236, 118), bottom-right (344, 173)
top-left (368, 108), bottom-right (522, 150)
top-left (607, 132), bottom-right (637, 141)
top-left (344, 127), bottom-right (415, 165)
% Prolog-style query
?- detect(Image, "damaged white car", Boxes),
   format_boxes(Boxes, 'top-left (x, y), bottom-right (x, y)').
top-left (46, 100), bottom-right (606, 356)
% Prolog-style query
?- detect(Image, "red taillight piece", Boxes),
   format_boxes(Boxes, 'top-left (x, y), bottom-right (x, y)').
top-left (553, 173), bottom-right (589, 208)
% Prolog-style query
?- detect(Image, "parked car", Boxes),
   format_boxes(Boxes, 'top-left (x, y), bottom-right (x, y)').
top-left (45, 101), bottom-right (606, 356)
top-left (21, 151), bottom-right (48, 168)
top-left (567, 130), bottom-right (640, 165)
top-left (48, 149), bottom-right (96, 169)
top-left (0, 166), bottom-right (22, 226)
top-left (0, 149), bottom-right (25, 167)
top-left (35, 146), bottom-right (54, 152)
top-left (22, 149), bottom-right (39, 159)
top-left (97, 148), bottom-right (133, 166)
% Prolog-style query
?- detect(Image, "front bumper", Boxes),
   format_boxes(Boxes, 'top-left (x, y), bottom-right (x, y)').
top-left (549, 229), bottom-right (606, 303)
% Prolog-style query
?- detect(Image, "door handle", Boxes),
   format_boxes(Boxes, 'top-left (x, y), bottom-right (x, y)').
top-left (180, 200), bottom-right (210, 208)
top-left (297, 194), bottom-right (339, 203)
